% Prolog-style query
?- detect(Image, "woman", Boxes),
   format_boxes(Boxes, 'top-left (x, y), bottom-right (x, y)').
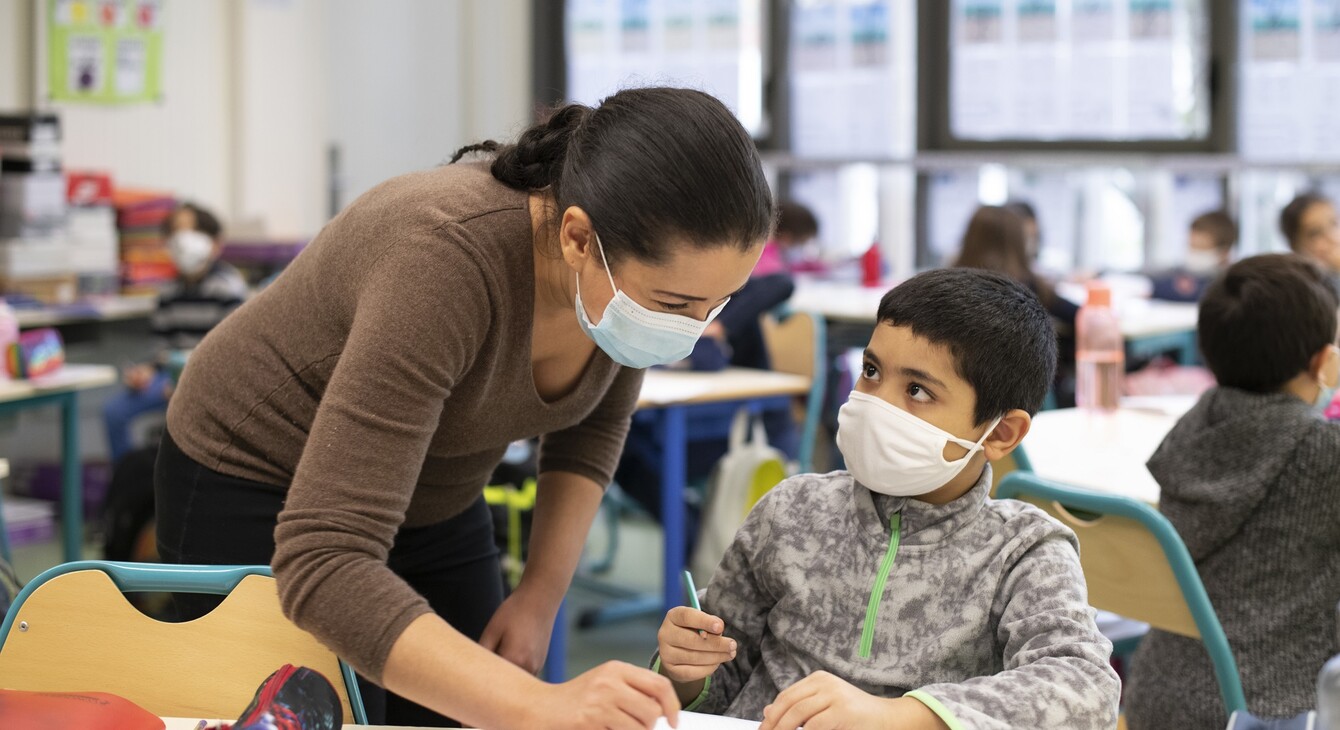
top-left (155, 87), bottom-right (774, 728)
top-left (954, 205), bottom-right (1077, 405)
top-left (1280, 192), bottom-right (1340, 294)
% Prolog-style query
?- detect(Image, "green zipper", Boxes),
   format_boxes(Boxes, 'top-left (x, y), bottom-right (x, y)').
top-left (859, 512), bottom-right (901, 659)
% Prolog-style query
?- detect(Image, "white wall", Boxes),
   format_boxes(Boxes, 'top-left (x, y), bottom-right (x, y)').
top-left (38, 0), bottom-right (235, 221)
top-left (0, 0), bottom-right (35, 109)
top-left (326, 0), bottom-right (533, 211)
top-left (2, 0), bottom-right (534, 237)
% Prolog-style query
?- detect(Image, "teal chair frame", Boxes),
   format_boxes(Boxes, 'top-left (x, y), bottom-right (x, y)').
top-left (995, 473), bottom-right (1247, 716)
top-left (0, 560), bottom-right (367, 724)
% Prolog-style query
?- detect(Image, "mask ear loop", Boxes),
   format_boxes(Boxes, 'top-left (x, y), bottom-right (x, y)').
top-left (593, 233), bottom-right (620, 293)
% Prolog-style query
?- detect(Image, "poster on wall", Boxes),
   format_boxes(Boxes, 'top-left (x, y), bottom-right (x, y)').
top-left (1240, 0), bottom-right (1340, 161)
top-left (47, 0), bottom-right (164, 104)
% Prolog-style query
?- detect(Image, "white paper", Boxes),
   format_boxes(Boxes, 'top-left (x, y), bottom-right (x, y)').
top-left (66, 35), bottom-right (104, 94)
top-left (115, 37), bottom-right (146, 96)
top-left (654, 711), bottom-right (761, 730)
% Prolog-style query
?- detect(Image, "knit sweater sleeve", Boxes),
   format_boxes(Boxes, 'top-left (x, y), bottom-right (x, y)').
top-left (539, 364), bottom-right (644, 487)
top-left (270, 222), bottom-right (492, 683)
top-left (695, 487), bottom-right (781, 714)
top-left (908, 530), bottom-right (1121, 730)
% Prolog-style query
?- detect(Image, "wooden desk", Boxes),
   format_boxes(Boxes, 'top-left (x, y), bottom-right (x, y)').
top-left (791, 279), bottom-right (1202, 362)
top-left (0, 364), bottom-right (118, 561)
top-left (164, 711), bottom-right (760, 730)
top-left (1018, 397), bottom-right (1194, 504)
top-left (14, 295), bottom-right (158, 329)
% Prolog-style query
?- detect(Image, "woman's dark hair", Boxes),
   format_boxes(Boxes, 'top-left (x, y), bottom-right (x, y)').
top-left (161, 202), bottom-right (223, 239)
top-left (953, 205), bottom-right (1055, 306)
top-left (450, 87), bottom-right (774, 265)
top-left (1279, 192), bottom-right (1331, 251)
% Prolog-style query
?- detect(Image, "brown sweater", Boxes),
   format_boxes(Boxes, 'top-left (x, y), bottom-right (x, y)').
top-left (166, 162), bottom-right (643, 681)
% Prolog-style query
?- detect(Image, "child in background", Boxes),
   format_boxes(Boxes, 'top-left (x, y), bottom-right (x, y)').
top-left (1280, 192), bottom-right (1340, 295)
top-left (656, 269), bottom-right (1120, 729)
top-left (1003, 200), bottom-right (1042, 264)
top-left (1124, 254), bottom-right (1340, 729)
top-left (1149, 210), bottom-right (1237, 302)
top-left (751, 201), bottom-right (821, 277)
top-left (102, 202), bottom-right (247, 464)
top-left (955, 204), bottom-right (1078, 405)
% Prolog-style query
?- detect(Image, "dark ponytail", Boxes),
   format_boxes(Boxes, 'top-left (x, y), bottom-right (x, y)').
top-left (450, 87), bottom-right (774, 266)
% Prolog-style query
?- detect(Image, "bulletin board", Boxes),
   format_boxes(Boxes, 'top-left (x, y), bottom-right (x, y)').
top-left (46, 0), bottom-right (164, 104)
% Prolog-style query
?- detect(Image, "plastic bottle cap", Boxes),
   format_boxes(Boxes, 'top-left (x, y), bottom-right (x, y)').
top-left (1086, 282), bottom-right (1112, 307)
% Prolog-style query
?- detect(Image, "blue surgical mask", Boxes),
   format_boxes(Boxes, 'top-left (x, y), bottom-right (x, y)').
top-left (575, 234), bottom-right (728, 369)
top-left (1315, 381), bottom-right (1336, 413)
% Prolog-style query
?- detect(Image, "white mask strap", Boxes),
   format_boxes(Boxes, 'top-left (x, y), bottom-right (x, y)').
top-left (593, 233), bottom-right (619, 293)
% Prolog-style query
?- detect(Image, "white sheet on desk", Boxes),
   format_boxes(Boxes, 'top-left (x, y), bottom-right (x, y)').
top-left (655, 711), bottom-right (761, 730)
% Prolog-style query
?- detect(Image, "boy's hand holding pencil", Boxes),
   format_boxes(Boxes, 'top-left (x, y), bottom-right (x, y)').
top-left (656, 571), bottom-right (737, 684)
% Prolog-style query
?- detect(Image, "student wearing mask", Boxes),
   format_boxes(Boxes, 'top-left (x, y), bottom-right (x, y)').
top-left (655, 269), bottom-right (1119, 729)
top-left (155, 87), bottom-right (774, 728)
top-left (102, 202), bottom-right (247, 465)
top-left (751, 201), bottom-right (821, 277)
top-left (1280, 192), bottom-right (1340, 294)
top-left (1149, 210), bottom-right (1238, 302)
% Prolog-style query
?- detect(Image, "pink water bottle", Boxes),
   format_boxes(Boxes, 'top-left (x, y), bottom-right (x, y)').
top-left (1076, 282), bottom-right (1123, 411)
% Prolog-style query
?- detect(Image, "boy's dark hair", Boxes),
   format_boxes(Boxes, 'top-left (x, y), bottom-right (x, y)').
top-left (162, 202), bottom-right (223, 240)
top-left (775, 201), bottom-right (819, 241)
top-left (1279, 192), bottom-right (1330, 251)
top-left (1198, 253), bottom-right (1338, 392)
top-left (1190, 210), bottom-right (1238, 253)
top-left (877, 268), bottom-right (1057, 424)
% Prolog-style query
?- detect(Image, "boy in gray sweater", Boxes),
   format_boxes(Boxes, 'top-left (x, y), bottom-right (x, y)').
top-left (656, 269), bottom-right (1120, 729)
top-left (1124, 254), bottom-right (1340, 729)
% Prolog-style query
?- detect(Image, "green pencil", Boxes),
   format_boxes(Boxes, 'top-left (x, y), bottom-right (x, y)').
top-left (682, 570), bottom-right (706, 638)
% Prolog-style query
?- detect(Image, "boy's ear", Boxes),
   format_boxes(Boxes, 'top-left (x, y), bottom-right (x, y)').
top-left (982, 409), bottom-right (1032, 463)
top-left (1312, 343), bottom-right (1340, 388)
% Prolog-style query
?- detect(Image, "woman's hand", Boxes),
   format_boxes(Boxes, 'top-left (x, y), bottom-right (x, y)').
top-left (537, 661), bottom-right (681, 730)
top-left (480, 584), bottom-right (559, 674)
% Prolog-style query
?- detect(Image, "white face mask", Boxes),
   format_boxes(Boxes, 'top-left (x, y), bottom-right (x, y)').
top-left (1184, 249), bottom-right (1223, 275)
top-left (836, 391), bottom-right (1001, 497)
top-left (168, 230), bottom-right (215, 277)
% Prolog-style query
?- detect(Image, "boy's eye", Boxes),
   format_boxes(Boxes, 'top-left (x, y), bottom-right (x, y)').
top-left (657, 301), bottom-right (691, 311)
top-left (862, 364), bottom-right (879, 381)
top-left (907, 383), bottom-right (933, 402)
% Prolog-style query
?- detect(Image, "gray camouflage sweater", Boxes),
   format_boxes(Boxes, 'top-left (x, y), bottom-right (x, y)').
top-left (1125, 388), bottom-right (1340, 729)
top-left (693, 465), bottom-right (1120, 729)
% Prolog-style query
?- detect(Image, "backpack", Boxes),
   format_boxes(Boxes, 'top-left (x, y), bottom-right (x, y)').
top-left (690, 408), bottom-right (789, 581)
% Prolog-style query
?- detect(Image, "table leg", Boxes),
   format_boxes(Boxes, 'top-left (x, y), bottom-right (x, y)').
top-left (543, 599), bottom-right (567, 683)
top-left (659, 407), bottom-right (687, 618)
top-left (60, 392), bottom-right (82, 562)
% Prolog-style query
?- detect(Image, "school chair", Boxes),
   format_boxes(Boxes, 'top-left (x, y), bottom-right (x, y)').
top-left (0, 458), bottom-right (11, 564)
top-left (761, 307), bottom-right (827, 472)
top-left (0, 560), bottom-right (367, 723)
top-left (995, 472), bottom-right (1247, 722)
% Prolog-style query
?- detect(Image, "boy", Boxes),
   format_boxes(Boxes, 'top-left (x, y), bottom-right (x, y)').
top-left (1125, 254), bottom-right (1340, 729)
top-left (657, 268), bottom-right (1120, 729)
top-left (103, 202), bottom-right (247, 463)
top-left (1150, 210), bottom-right (1237, 302)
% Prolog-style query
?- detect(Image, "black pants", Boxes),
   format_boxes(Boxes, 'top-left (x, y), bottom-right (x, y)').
top-left (154, 429), bottom-right (503, 727)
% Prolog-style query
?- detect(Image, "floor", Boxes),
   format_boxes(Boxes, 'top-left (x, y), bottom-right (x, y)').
top-left (8, 505), bottom-right (668, 681)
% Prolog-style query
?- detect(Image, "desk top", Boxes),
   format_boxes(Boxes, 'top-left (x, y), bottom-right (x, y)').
top-left (14, 295), bottom-right (158, 328)
top-left (163, 712), bottom-right (759, 730)
top-left (0, 364), bottom-right (118, 403)
top-left (791, 279), bottom-right (1199, 340)
top-left (638, 367), bottom-right (811, 409)
top-left (1022, 398), bottom-right (1193, 504)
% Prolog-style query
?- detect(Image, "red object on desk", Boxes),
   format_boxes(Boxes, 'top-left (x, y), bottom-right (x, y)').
top-left (861, 243), bottom-right (883, 288)
top-left (67, 171), bottom-right (114, 206)
top-left (0, 688), bottom-right (165, 730)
